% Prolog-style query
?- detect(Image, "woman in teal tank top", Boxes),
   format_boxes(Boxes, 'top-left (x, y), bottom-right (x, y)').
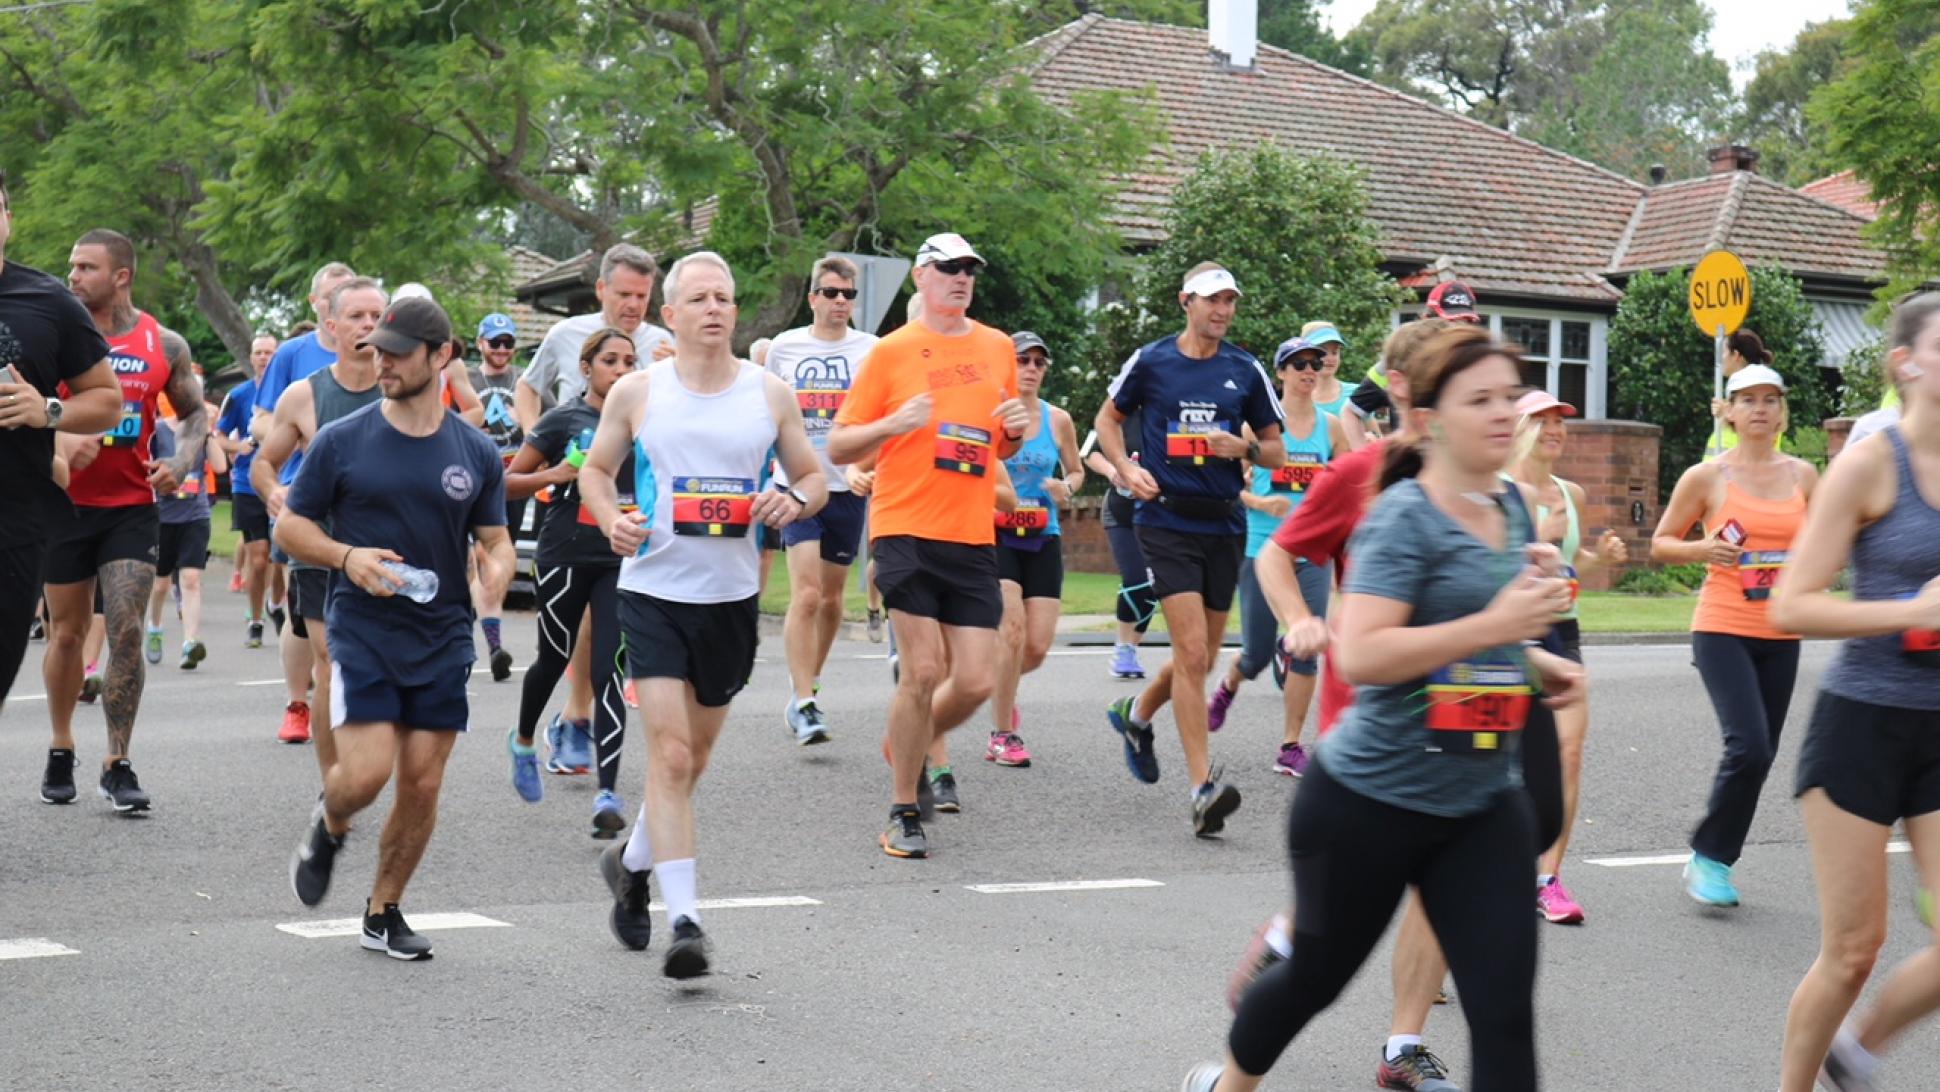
top-left (1509, 389), bottom-right (1629, 926)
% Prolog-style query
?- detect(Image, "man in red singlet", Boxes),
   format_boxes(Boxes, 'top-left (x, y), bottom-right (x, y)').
top-left (39, 228), bottom-right (205, 814)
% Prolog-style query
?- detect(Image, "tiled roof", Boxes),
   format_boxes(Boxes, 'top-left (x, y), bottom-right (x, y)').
top-left (1026, 15), bottom-right (1893, 303)
top-left (1799, 170), bottom-right (1880, 221)
top-left (502, 245), bottom-right (562, 349)
top-left (1611, 172), bottom-right (1886, 282)
top-left (512, 197), bottom-right (722, 309)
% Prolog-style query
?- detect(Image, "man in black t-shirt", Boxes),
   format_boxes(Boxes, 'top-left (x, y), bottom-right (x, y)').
top-left (0, 173), bottom-right (122, 712)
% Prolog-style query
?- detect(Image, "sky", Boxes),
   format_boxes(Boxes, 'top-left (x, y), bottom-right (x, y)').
top-left (1321, 0), bottom-right (1854, 85)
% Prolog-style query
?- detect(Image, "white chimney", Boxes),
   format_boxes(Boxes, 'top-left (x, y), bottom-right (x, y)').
top-left (1209, 0), bottom-right (1258, 68)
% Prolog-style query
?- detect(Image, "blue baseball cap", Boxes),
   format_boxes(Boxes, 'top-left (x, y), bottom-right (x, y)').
top-left (476, 313), bottom-right (517, 341)
top-left (1274, 336), bottom-right (1323, 367)
top-left (1304, 325), bottom-right (1345, 347)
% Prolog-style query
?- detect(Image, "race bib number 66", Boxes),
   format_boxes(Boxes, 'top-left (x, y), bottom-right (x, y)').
top-left (672, 477), bottom-right (756, 538)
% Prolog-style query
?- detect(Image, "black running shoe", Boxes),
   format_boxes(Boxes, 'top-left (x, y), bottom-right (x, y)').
top-left (290, 806), bottom-right (345, 906)
top-left (29, 616), bottom-right (45, 642)
top-left (880, 806), bottom-right (929, 859)
top-left (361, 902), bottom-right (434, 961)
top-left (1192, 778), bottom-right (1242, 838)
top-left (663, 916), bottom-right (710, 979)
top-left (600, 842), bottom-right (654, 951)
top-left (931, 771), bottom-right (961, 814)
top-left (490, 647), bottom-right (513, 682)
top-left (39, 748), bottom-right (76, 805)
top-left (98, 759), bottom-right (151, 813)
top-left (245, 620), bottom-right (265, 649)
top-left (268, 605), bottom-right (286, 636)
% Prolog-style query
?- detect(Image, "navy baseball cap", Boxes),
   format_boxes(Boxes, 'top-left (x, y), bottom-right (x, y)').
top-left (476, 313), bottom-right (517, 341)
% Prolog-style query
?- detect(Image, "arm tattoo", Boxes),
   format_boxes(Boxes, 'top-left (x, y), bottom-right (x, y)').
top-left (98, 559), bottom-right (156, 757)
top-left (160, 330), bottom-right (208, 479)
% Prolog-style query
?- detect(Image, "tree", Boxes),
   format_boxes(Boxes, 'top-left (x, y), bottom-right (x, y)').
top-left (1607, 266), bottom-right (1830, 496)
top-left (1260, 0), bottom-right (1372, 74)
top-left (1812, 0), bottom-right (1940, 296)
top-left (1738, 20), bottom-right (1851, 186)
top-left (1091, 147), bottom-right (1407, 415)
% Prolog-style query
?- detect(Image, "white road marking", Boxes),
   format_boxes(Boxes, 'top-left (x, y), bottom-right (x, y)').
top-left (0, 938), bottom-right (80, 961)
top-left (237, 679), bottom-right (286, 687)
top-left (276, 912), bottom-right (513, 938)
top-left (1584, 842), bottom-right (1911, 869)
top-left (657, 896), bottom-right (823, 911)
top-left (966, 879), bottom-right (1164, 894)
top-left (10, 694), bottom-right (46, 702)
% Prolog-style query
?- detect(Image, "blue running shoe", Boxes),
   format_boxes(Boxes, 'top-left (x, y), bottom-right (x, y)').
top-left (544, 715), bottom-right (569, 774)
top-left (1107, 696), bottom-right (1160, 784)
top-left (1110, 643), bottom-right (1145, 679)
top-left (563, 719), bottom-right (594, 773)
top-left (507, 728), bottom-right (543, 803)
top-left (1683, 852), bottom-right (1740, 907)
top-left (592, 789), bottom-right (626, 839)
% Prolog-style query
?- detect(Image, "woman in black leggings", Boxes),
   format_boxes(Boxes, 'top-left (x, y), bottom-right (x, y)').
top-left (504, 328), bottom-right (637, 837)
top-left (1085, 416), bottom-right (1157, 679)
top-left (1185, 326), bottom-right (1582, 1092)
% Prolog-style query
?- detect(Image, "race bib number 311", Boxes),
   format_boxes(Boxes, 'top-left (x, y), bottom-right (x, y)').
top-left (672, 477), bottom-right (756, 537)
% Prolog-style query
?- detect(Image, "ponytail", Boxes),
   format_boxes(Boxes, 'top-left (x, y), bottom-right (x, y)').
top-left (1378, 436), bottom-right (1428, 491)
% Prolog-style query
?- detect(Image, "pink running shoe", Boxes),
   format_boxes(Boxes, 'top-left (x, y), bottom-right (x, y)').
top-left (986, 731), bottom-right (1032, 767)
top-left (1537, 877), bottom-right (1585, 924)
top-left (1273, 742), bottom-right (1309, 778)
top-left (1207, 681), bottom-right (1236, 732)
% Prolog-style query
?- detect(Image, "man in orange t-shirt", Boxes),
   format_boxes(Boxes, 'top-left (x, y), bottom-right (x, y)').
top-left (830, 232), bottom-right (1027, 860)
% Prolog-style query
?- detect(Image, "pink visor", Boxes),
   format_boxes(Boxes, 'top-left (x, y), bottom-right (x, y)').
top-left (1515, 390), bottom-right (1577, 418)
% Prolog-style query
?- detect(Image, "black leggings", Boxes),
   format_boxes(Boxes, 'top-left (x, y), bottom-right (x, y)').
top-left (1105, 523), bottom-right (1157, 633)
top-left (1229, 761), bottom-right (1540, 1088)
top-left (517, 564), bottom-right (626, 792)
top-left (1690, 631), bottom-right (1801, 864)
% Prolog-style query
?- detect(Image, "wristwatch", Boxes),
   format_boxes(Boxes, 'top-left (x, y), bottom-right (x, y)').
top-left (42, 398), bottom-right (63, 430)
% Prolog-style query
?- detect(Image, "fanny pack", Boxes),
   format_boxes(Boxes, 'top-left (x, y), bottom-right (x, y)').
top-left (1155, 493), bottom-right (1240, 521)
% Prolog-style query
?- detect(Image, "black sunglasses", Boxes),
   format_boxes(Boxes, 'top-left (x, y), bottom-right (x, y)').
top-left (814, 287), bottom-right (858, 301)
top-left (485, 336), bottom-right (517, 350)
top-left (1278, 356), bottom-right (1321, 372)
top-left (930, 260), bottom-right (981, 278)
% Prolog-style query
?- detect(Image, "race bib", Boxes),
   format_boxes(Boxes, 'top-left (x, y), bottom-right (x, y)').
top-left (1270, 455), bottom-right (1321, 494)
top-left (102, 400), bottom-right (144, 446)
top-left (1563, 565), bottom-right (1580, 608)
top-left (1739, 550), bottom-right (1786, 601)
top-left (996, 501), bottom-right (1050, 537)
top-left (1903, 619), bottom-right (1940, 667)
top-left (1423, 660), bottom-right (1532, 753)
top-left (577, 492), bottom-right (638, 527)
top-left (1165, 419), bottom-right (1229, 466)
top-left (795, 378), bottom-right (848, 421)
top-left (934, 423), bottom-right (992, 476)
top-left (672, 477), bottom-right (755, 538)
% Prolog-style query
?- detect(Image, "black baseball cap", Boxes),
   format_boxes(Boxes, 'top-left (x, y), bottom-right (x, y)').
top-left (359, 297), bottom-right (453, 355)
top-left (1425, 280), bottom-right (1481, 323)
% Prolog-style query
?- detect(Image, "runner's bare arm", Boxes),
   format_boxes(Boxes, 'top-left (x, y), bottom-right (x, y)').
top-left (274, 510), bottom-right (403, 597)
top-left (250, 380), bottom-right (315, 516)
top-left (444, 355), bottom-right (483, 426)
top-left (1093, 400), bottom-right (1158, 500)
top-left (826, 393), bottom-right (931, 466)
top-left (580, 370), bottom-right (648, 552)
top-left (513, 377), bottom-right (544, 435)
top-left (1650, 463), bottom-right (1731, 567)
top-left (153, 330), bottom-right (207, 488)
top-left (1255, 540), bottom-right (1324, 657)
top-left (472, 524), bottom-right (515, 599)
top-left (1247, 423), bottom-right (1286, 469)
top-left (1048, 406), bottom-right (1084, 502)
top-left (504, 442), bottom-right (568, 501)
top-left (1335, 575), bottom-right (1565, 688)
top-left (753, 374), bottom-right (827, 525)
top-left (0, 355), bottom-right (119, 432)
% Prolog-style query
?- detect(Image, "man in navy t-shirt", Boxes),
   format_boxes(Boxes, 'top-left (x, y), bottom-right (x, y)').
top-left (279, 296), bottom-right (512, 962)
top-left (1094, 262), bottom-right (1284, 839)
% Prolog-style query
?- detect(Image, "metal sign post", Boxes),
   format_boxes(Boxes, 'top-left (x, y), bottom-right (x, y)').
top-left (1689, 250), bottom-right (1752, 459)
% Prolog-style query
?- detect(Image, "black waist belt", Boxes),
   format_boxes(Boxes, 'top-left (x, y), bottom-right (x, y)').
top-left (1155, 493), bottom-right (1240, 521)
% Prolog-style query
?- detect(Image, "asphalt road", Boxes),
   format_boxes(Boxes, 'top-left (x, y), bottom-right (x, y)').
top-left (2, 599), bottom-right (1936, 1091)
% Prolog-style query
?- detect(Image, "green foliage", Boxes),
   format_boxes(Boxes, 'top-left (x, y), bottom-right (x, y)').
top-left (1607, 265), bottom-right (1831, 496)
top-left (1259, 0), bottom-right (1372, 73)
top-left (1738, 20), bottom-right (1852, 186)
top-left (1840, 340), bottom-right (1890, 416)
top-left (1812, 0), bottom-right (1940, 297)
top-left (1615, 562), bottom-right (1705, 594)
top-left (1790, 425), bottom-right (1829, 470)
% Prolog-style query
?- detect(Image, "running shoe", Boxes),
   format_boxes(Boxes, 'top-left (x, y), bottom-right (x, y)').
top-left (624, 679), bottom-right (638, 708)
top-left (98, 759), bottom-right (151, 813)
top-left (599, 842), bottom-right (654, 951)
top-left (592, 789), bottom-right (626, 838)
top-left (39, 748), bottom-right (76, 805)
top-left (1106, 697), bottom-right (1160, 784)
top-left (1821, 1027), bottom-right (1881, 1091)
top-left (1536, 877), bottom-right (1585, 924)
top-left (1225, 913), bottom-right (1289, 1012)
top-left (1683, 852), bottom-right (1740, 907)
top-left (1192, 777), bottom-right (1242, 838)
top-left (1376, 1044), bottom-right (1459, 1091)
top-left (267, 604), bottom-right (286, 635)
top-left (551, 717), bottom-right (592, 774)
top-left (881, 806), bottom-right (928, 858)
top-left (29, 616), bottom-right (45, 641)
top-left (278, 701), bottom-right (312, 745)
top-left (507, 728), bottom-right (543, 803)
top-left (228, 570), bottom-right (245, 594)
top-left (179, 639), bottom-right (206, 670)
top-left (489, 646), bottom-right (514, 682)
top-left (360, 901), bottom-right (434, 961)
top-left (544, 715), bottom-right (569, 774)
top-left (1270, 635), bottom-right (1293, 690)
top-left (930, 769), bottom-right (961, 813)
top-left (1110, 642), bottom-right (1145, 679)
top-left (290, 804), bottom-right (344, 907)
top-left (1273, 742), bottom-right (1308, 778)
top-left (245, 620), bottom-right (265, 649)
top-left (1180, 1062), bottom-right (1223, 1092)
top-left (78, 672), bottom-right (102, 704)
top-left (866, 608), bottom-right (885, 644)
top-left (787, 698), bottom-right (832, 746)
top-left (1207, 681), bottom-right (1236, 732)
top-left (985, 731), bottom-right (1032, 768)
top-left (664, 916), bottom-right (710, 979)
top-left (145, 627), bottom-right (164, 665)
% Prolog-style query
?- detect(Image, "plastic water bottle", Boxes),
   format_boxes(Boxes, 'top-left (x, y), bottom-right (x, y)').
top-left (380, 561), bottom-right (440, 604)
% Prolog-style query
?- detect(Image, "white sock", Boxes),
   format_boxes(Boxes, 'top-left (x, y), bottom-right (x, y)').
top-left (1537, 873), bottom-right (1555, 888)
top-left (621, 805), bottom-right (653, 872)
top-left (658, 857), bottom-right (699, 926)
top-left (1265, 913), bottom-right (1292, 959)
top-left (1831, 1027), bottom-right (1880, 1079)
top-left (796, 696), bottom-right (815, 711)
top-left (1386, 1035), bottom-right (1422, 1062)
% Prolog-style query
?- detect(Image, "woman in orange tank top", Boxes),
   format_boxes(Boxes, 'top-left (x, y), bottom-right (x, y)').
top-left (1651, 364), bottom-right (1818, 909)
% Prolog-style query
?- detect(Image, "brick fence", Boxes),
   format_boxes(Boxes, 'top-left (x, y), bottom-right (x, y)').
top-left (1060, 419), bottom-right (1664, 591)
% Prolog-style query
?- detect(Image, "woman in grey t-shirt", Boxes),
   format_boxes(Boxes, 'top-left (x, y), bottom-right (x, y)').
top-left (1185, 326), bottom-right (1581, 1092)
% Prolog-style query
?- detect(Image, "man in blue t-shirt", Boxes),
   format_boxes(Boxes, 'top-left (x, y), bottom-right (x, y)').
top-left (280, 296), bottom-right (512, 962)
top-left (1094, 262), bottom-right (1285, 839)
top-left (217, 331), bottom-right (278, 644)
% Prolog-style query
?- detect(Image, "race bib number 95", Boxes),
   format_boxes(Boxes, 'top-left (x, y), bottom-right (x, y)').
top-left (934, 423), bottom-right (992, 476)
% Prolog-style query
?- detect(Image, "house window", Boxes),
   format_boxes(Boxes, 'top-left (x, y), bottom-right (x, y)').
top-left (1390, 306), bottom-right (1609, 417)
top-left (1558, 320), bottom-right (1591, 412)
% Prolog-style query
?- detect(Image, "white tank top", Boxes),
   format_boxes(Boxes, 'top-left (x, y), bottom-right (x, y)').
top-left (618, 358), bottom-right (780, 604)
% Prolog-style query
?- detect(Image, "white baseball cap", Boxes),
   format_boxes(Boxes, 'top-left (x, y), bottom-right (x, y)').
top-left (1181, 267), bottom-right (1242, 298)
top-left (393, 282), bottom-right (435, 302)
top-left (914, 233), bottom-right (984, 268)
top-left (1726, 364), bottom-right (1786, 396)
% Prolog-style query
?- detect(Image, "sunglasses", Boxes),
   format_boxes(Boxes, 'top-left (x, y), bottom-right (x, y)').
top-left (1016, 355), bottom-right (1051, 369)
top-left (485, 336), bottom-right (517, 350)
top-left (930, 260), bottom-right (981, 278)
top-left (813, 287), bottom-right (858, 301)
top-left (1277, 356), bottom-right (1322, 372)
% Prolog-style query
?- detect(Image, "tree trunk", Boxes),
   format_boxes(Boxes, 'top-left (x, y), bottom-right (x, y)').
top-left (175, 240), bottom-right (254, 370)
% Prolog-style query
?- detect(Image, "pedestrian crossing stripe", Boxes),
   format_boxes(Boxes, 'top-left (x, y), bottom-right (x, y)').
top-left (0, 938), bottom-right (81, 961)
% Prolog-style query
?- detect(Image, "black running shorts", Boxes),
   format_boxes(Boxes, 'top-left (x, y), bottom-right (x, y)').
top-left (1796, 690), bottom-right (1940, 826)
top-left (1134, 524), bottom-right (1243, 613)
top-left (288, 567), bottom-right (330, 639)
top-left (619, 590), bottom-right (759, 708)
top-left (231, 493), bottom-right (271, 543)
top-left (997, 537), bottom-right (1064, 601)
top-left (42, 504), bottom-right (160, 585)
top-left (872, 535), bottom-right (1001, 629)
top-left (156, 520), bottom-right (211, 578)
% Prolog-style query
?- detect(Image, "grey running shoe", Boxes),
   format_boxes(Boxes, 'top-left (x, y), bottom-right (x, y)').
top-left (99, 760), bottom-right (151, 813)
top-left (1192, 778), bottom-right (1242, 838)
top-left (360, 902), bottom-right (433, 961)
top-left (663, 916), bottom-right (710, 979)
top-left (599, 842), bottom-right (654, 951)
top-left (786, 698), bottom-right (831, 746)
top-left (930, 770), bottom-right (960, 813)
top-left (880, 807), bottom-right (928, 859)
top-left (290, 805), bottom-right (344, 906)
